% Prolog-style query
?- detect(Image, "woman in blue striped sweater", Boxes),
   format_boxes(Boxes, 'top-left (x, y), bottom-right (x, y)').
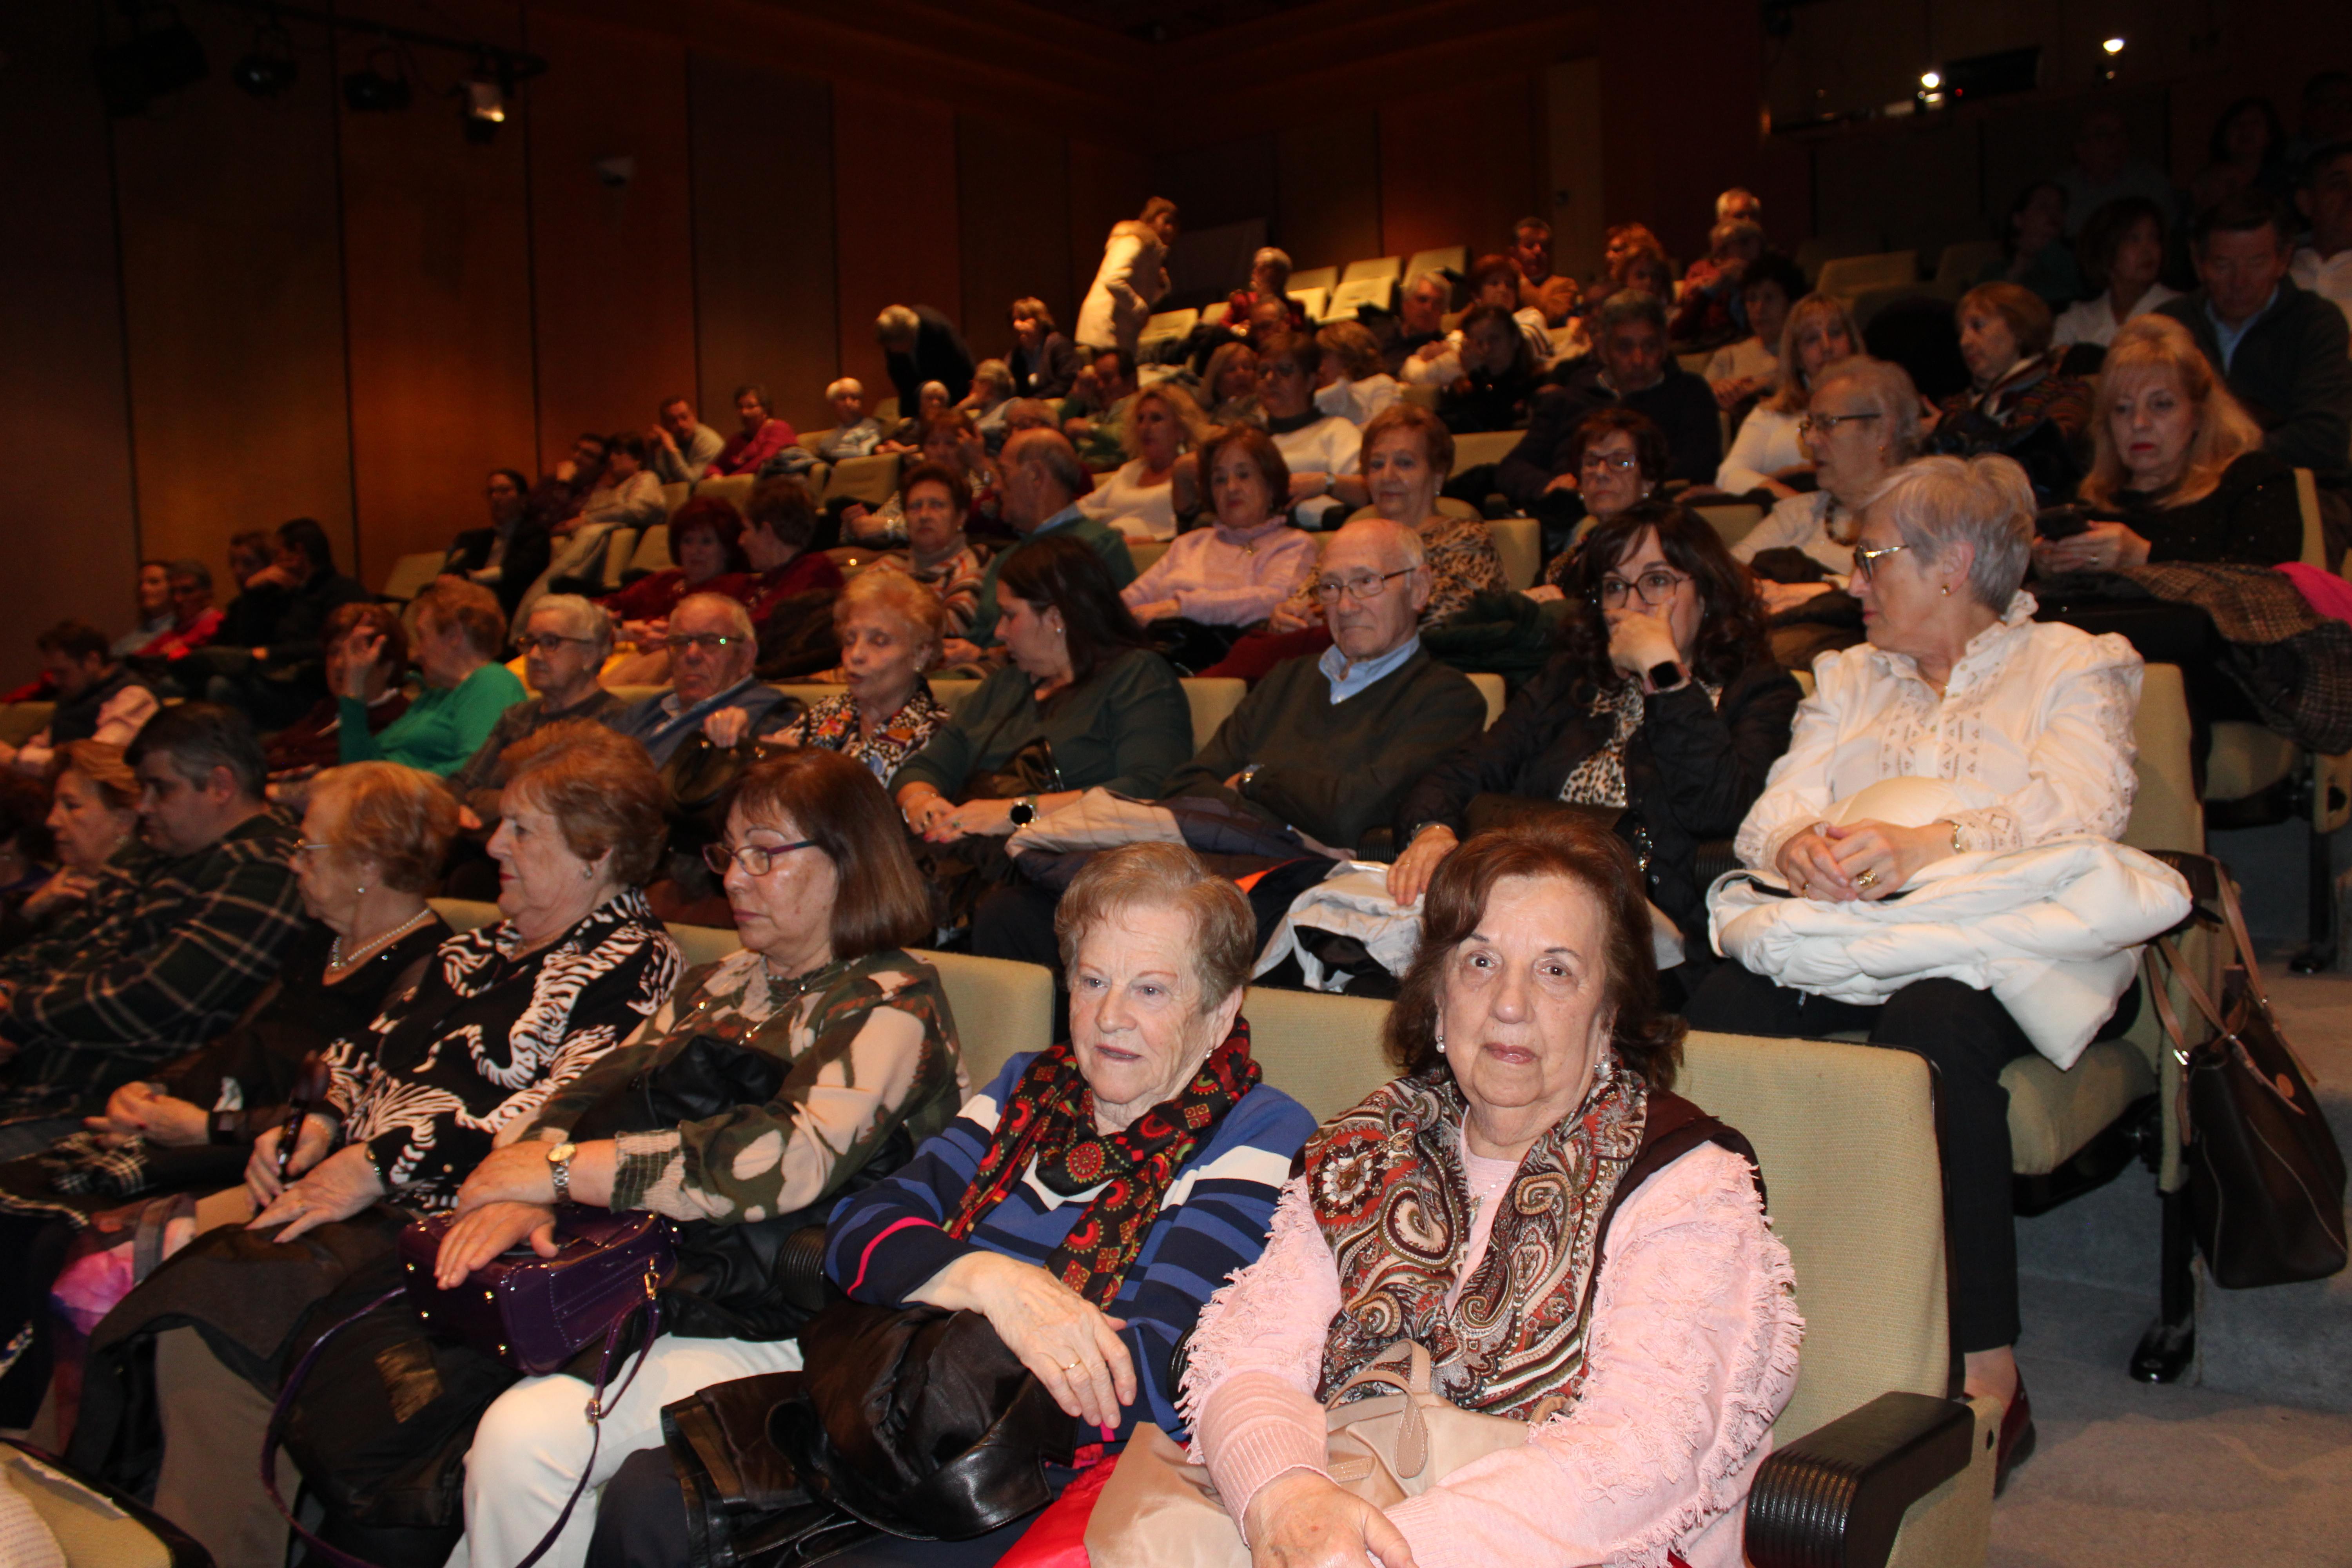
top-left (588, 842), bottom-right (1315, 1567)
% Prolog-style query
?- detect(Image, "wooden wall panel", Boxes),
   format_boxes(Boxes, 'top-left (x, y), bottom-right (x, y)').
top-left (957, 114), bottom-right (1073, 367)
top-left (1277, 115), bottom-right (1383, 273)
top-left (833, 83), bottom-right (960, 410)
top-left (0, 1), bottom-right (140, 684)
top-left (525, 9), bottom-right (697, 468)
top-left (337, 0), bottom-right (536, 585)
top-left (111, 6), bottom-right (354, 574)
top-left (1378, 82), bottom-right (1540, 263)
top-left (1068, 138), bottom-right (1153, 319)
top-left (690, 54), bottom-right (838, 438)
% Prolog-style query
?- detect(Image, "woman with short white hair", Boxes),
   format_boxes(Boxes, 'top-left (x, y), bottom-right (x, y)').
top-left (814, 377), bottom-right (885, 462)
top-left (1688, 452), bottom-right (2148, 1495)
top-left (1731, 354), bottom-right (1925, 615)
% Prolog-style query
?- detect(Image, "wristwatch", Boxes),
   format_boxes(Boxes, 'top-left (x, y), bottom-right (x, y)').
top-left (546, 1141), bottom-right (579, 1205)
top-left (1009, 796), bottom-right (1040, 827)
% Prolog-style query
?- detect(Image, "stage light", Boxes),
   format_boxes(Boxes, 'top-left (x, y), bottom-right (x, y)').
top-left (2103, 37), bottom-right (2127, 54)
top-left (93, 9), bottom-right (209, 118)
top-left (462, 74), bottom-right (506, 142)
top-left (1920, 69), bottom-right (1942, 90)
top-left (342, 47), bottom-right (410, 113)
top-left (231, 19), bottom-right (298, 98)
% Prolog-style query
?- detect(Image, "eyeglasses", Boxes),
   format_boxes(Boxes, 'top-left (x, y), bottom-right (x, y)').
top-left (662, 633), bottom-right (749, 653)
top-left (1798, 411), bottom-right (1884, 436)
top-left (1596, 569), bottom-right (1690, 608)
top-left (1850, 541), bottom-right (1910, 581)
top-left (1310, 568), bottom-right (1414, 603)
top-left (293, 842), bottom-right (333, 857)
top-left (1580, 452), bottom-right (1639, 474)
top-left (517, 633), bottom-right (595, 654)
top-left (702, 839), bottom-right (817, 877)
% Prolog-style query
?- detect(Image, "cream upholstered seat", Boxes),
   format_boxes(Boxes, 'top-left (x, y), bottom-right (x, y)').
top-left (1181, 679), bottom-right (1246, 752)
top-left (693, 474), bottom-right (756, 515)
top-left (1125, 539), bottom-right (1170, 578)
top-left (1485, 515), bottom-right (1540, 591)
top-left (1692, 502), bottom-right (1766, 547)
top-left (1341, 257), bottom-right (1402, 285)
top-left (1815, 250), bottom-right (1920, 298)
top-left (1405, 246), bottom-right (1466, 285)
top-left (628, 525), bottom-right (671, 576)
top-left (659, 483), bottom-right (691, 519)
top-left (379, 551), bottom-right (450, 604)
top-left (918, 949), bottom-right (1054, 1088)
top-left (820, 454), bottom-right (900, 509)
top-left (1448, 430), bottom-right (1520, 473)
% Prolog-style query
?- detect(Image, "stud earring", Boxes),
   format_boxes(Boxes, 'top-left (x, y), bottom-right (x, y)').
top-left (1435, 1031), bottom-right (1446, 1055)
top-left (354, 883), bottom-right (367, 897)
top-left (1940, 584), bottom-right (1951, 597)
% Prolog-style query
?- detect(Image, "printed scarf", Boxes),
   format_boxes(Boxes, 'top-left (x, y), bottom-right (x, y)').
top-left (945, 1024), bottom-right (1261, 1307)
top-left (1304, 1060), bottom-right (1650, 1420)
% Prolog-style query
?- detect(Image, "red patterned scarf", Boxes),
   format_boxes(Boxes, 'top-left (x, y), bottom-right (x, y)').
top-left (1304, 1060), bottom-right (1650, 1421)
top-left (945, 1024), bottom-right (1261, 1307)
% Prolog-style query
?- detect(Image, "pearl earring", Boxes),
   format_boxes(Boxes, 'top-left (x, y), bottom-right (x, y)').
top-left (1435, 1031), bottom-right (1446, 1055)
top-left (354, 884), bottom-right (367, 897)
top-left (1940, 584), bottom-right (1951, 597)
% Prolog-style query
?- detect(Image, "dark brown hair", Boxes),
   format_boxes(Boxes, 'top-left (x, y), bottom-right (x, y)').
top-left (498, 720), bottom-right (669, 887)
top-left (667, 495), bottom-right (750, 573)
top-left (731, 750), bottom-right (931, 958)
top-left (325, 601), bottom-right (408, 675)
top-left (1385, 818), bottom-right (1682, 1089)
top-left (747, 473), bottom-right (820, 553)
top-left (1196, 425), bottom-right (1291, 512)
top-left (1565, 406), bottom-right (1671, 486)
top-left (994, 531), bottom-right (1149, 689)
top-left (35, 621), bottom-right (109, 663)
top-left (412, 579), bottom-right (507, 662)
top-left (1359, 403), bottom-right (1455, 480)
top-left (900, 460), bottom-right (973, 516)
top-left (1555, 499), bottom-right (1769, 688)
top-left (2074, 196), bottom-right (2167, 293)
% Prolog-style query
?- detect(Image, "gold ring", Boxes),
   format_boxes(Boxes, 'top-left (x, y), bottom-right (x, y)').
top-left (1060, 1358), bottom-right (1081, 1372)
top-left (1856, 869), bottom-right (1879, 889)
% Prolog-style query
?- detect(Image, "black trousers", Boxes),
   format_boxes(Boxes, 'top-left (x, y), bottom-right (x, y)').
top-left (1683, 967), bottom-right (2132, 1354)
top-left (588, 1446), bottom-right (1042, 1568)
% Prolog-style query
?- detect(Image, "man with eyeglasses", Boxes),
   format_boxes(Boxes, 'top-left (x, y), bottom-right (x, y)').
top-left (1500, 290), bottom-right (1722, 517)
top-left (972, 518), bottom-right (1483, 975)
top-left (964, 429), bottom-right (1136, 650)
top-left (444, 596), bottom-right (628, 832)
top-left (608, 593), bottom-right (795, 767)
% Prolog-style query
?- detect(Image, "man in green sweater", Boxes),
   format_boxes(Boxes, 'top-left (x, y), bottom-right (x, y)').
top-left (970, 518), bottom-right (1485, 970)
top-left (948, 428), bottom-right (1134, 662)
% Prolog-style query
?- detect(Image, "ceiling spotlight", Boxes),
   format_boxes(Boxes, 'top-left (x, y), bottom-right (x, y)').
top-left (462, 73), bottom-right (506, 142)
top-left (92, 8), bottom-right (209, 118)
top-left (342, 46), bottom-right (410, 113)
top-left (231, 19), bottom-right (298, 98)
top-left (1920, 69), bottom-right (1942, 91)
top-left (2103, 36), bottom-right (2127, 54)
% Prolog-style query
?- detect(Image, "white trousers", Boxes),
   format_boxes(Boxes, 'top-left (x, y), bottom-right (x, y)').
top-left (447, 1334), bottom-right (802, 1568)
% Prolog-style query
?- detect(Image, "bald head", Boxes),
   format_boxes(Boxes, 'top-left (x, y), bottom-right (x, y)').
top-left (1002, 429), bottom-right (1088, 531)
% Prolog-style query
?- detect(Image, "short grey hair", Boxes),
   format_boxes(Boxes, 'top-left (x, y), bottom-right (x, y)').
top-left (1812, 355), bottom-right (1925, 461)
top-left (875, 305), bottom-right (919, 344)
top-left (1008, 429), bottom-right (1089, 500)
top-left (1715, 187), bottom-right (1761, 220)
top-left (1595, 289), bottom-right (1667, 337)
top-left (1335, 515), bottom-right (1427, 573)
top-left (825, 377), bottom-right (864, 401)
top-left (1865, 455), bottom-right (2035, 611)
top-left (971, 359), bottom-right (1015, 395)
top-left (1054, 842), bottom-right (1255, 1010)
top-left (919, 380), bottom-right (950, 403)
top-left (1405, 270), bottom-right (1452, 300)
top-left (1252, 247), bottom-right (1292, 274)
top-left (528, 594), bottom-right (615, 656)
top-left (671, 591), bottom-right (757, 643)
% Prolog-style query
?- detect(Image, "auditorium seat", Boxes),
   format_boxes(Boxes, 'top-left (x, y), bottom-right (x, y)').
top-left (821, 454), bottom-right (900, 509)
top-left (1125, 539), bottom-right (1170, 578)
top-left (1286, 287), bottom-right (1329, 324)
top-left (1449, 430), bottom-right (1521, 472)
top-left (1467, 672), bottom-right (1505, 728)
top-left (1287, 265), bottom-right (1339, 294)
top-left (1341, 256), bottom-right (1402, 285)
top-left (599, 529), bottom-right (638, 591)
top-left (626, 526), bottom-right (671, 577)
top-left (694, 474), bottom-right (756, 515)
top-left (1933, 240), bottom-right (2007, 296)
top-left (1405, 245), bottom-right (1467, 284)
top-left (1815, 250), bottom-right (1920, 298)
top-left (1140, 309), bottom-right (1198, 348)
top-left (377, 552), bottom-right (449, 604)
top-left (1793, 232), bottom-right (1884, 283)
top-left (1486, 515), bottom-right (1539, 591)
top-left (660, 482), bottom-right (691, 518)
top-left (1693, 500), bottom-right (1766, 547)
top-left (1324, 277), bottom-right (1395, 319)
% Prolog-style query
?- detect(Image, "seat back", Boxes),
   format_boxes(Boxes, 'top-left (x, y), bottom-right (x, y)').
top-left (1486, 515), bottom-right (1541, 591)
top-left (1464, 672), bottom-right (1506, 728)
top-left (1405, 246), bottom-right (1467, 285)
top-left (1449, 430), bottom-right (1521, 472)
top-left (1241, 986), bottom-right (1399, 1123)
top-left (917, 949), bottom-right (1056, 1088)
top-left (1933, 240), bottom-right (2006, 289)
top-left (1140, 309), bottom-right (1198, 347)
top-left (1342, 257), bottom-right (1403, 285)
top-left (660, 482), bottom-right (692, 517)
top-left (379, 551), bottom-right (450, 603)
top-left (1127, 539), bottom-right (1171, 578)
top-left (1288, 265), bottom-right (1339, 294)
top-left (2123, 664), bottom-right (2201, 854)
top-left (1814, 250), bottom-right (1920, 298)
top-left (1693, 501), bottom-right (1766, 547)
top-left (1199, 301), bottom-right (1230, 328)
top-left (1325, 277), bottom-right (1395, 319)
top-left (600, 529), bottom-right (639, 590)
top-left (695, 474), bottom-right (757, 515)
top-left (822, 454), bottom-right (902, 508)
top-left (1182, 678), bottom-right (1247, 752)
top-left (628, 526), bottom-right (672, 576)
top-left (1793, 232), bottom-right (1882, 281)
top-left (1287, 287), bottom-right (1330, 324)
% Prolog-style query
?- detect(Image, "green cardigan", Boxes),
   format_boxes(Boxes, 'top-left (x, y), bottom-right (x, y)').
top-left (889, 647), bottom-right (1189, 801)
top-left (339, 662), bottom-right (528, 777)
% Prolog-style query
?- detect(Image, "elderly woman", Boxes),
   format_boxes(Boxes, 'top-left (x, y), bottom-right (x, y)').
top-left (777, 570), bottom-right (951, 782)
top-left (959, 358), bottom-right (1019, 449)
top-left (1121, 426), bottom-right (1319, 665)
top-left (335, 580), bottom-right (526, 776)
top-left (865, 461), bottom-right (989, 640)
top-left (1715, 292), bottom-right (1862, 497)
top-left (263, 602), bottom-right (412, 786)
top-left (18, 741), bottom-right (145, 931)
top-left (2038, 314), bottom-right (2300, 572)
top-left (1933, 283), bottom-right (2092, 499)
top-left (585, 841), bottom-right (1317, 1568)
top-left (1704, 251), bottom-right (1804, 411)
top-left (1688, 455), bottom-right (2146, 1491)
top-left (1531, 408), bottom-right (1671, 593)
top-left (896, 534), bottom-right (1190, 842)
top-left (601, 496), bottom-right (752, 651)
top-left (812, 378), bottom-right (886, 463)
top-left (1673, 218), bottom-right (1768, 346)
top-left (1202, 341), bottom-right (1263, 431)
top-left (2053, 198), bottom-right (2181, 351)
top-left (1734, 355), bottom-right (1926, 613)
top-left (846, 412), bottom-right (1000, 548)
top-left (1314, 320), bottom-right (1403, 427)
top-left (1394, 504), bottom-right (1796, 962)
top-left (1079, 383), bottom-right (1210, 542)
top-left (1009, 298), bottom-right (1084, 400)
top-left (1186, 820), bottom-right (1798, 1568)
top-left (1436, 303), bottom-right (1543, 434)
top-left (395, 751), bottom-right (965, 1568)
top-left (712, 384), bottom-right (799, 478)
top-left (1256, 331), bottom-right (1370, 522)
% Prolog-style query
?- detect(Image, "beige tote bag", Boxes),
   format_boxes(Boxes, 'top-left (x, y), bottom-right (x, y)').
top-left (1085, 1342), bottom-right (1527, 1568)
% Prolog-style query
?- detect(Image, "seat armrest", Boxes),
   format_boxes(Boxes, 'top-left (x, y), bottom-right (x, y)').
top-left (1744, 1391), bottom-right (1975, 1568)
top-left (775, 1222), bottom-right (831, 1315)
top-left (1356, 827), bottom-right (1397, 863)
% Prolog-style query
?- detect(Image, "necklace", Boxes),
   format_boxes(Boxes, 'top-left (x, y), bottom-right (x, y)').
top-left (328, 907), bottom-right (435, 976)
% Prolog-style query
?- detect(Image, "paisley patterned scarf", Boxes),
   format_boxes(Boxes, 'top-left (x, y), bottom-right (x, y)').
top-left (945, 1024), bottom-right (1261, 1307)
top-left (1304, 1060), bottom-right (1650, 1420)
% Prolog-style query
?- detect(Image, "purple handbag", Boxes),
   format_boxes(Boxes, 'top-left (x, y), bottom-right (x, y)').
top-left (396, 1204), bottom-right (678, 1375)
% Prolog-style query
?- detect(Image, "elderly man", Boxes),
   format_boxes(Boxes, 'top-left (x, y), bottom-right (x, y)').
top-left (2159, 190), bottom-right (2352, 479)
top-left (648, 395), bottom-right (724, 485)
top-left (810, 378), bottom-right (885, 461)
top-left (952, 430), bottom-right (1135, 658)
top-left (970, 517), bottom-right (1485, 974)
top-left (1500, 291), bottom-right (1722, 519)
top-left (609, 593), bottom-right (794, 767)
top-left (876, 304), bottom-right (976, 414)
top-left (446, 595), bottom-right (627, 827)
top-left (0, 705), bottom-right (305, 1155)
top-left (0, 621), bottom-right (159, 777)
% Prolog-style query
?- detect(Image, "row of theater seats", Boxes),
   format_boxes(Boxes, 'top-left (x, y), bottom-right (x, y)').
top-left (1139, 245), bottom-right (1471, 346)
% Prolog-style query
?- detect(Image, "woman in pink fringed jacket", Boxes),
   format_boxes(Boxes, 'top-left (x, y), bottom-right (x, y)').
top-left (1181, 819), bottom-right (1802, 1568)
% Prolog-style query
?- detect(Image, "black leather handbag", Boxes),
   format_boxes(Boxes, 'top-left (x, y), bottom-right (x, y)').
top-left (2149, 857), bottom-right (2348, 1289)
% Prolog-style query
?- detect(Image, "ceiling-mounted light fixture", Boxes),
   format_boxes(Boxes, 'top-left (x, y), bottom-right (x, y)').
top-left (231, 15), bottom-right (298, 98)
top-left (461, 66), bottom-right (506, 143)
top-left (1920, 69), bottom-right (1942, 90)
top-left (2103, 36), bottom-right (2127, 54)
top-left (341, 44), bottom-right (410, 112)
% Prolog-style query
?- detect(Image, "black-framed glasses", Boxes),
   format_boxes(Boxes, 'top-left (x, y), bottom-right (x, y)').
top-left (1580, 451), bottom-right (1639, 473)
top-left (1310, 568), bottom-right (1414, 603)
top-left (1798, 411), bottom-right (1884, 436)
top-left (662, 633), bottom-right (749, 653)
top-left (517, 633), bottom-right (595, 654)
top-left (1850, 541), bottom-right (1910, 581)
top-left (702, 839), bottom-right (817, 877)
top-left (1595, 569), bottom-right (1690, 608)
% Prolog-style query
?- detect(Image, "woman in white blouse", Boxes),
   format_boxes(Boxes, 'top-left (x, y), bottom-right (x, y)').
top-left (1688, 454), bottom-right (2143, 1496)
top-left (1731, 355), bottom-right (1924, 614)
top-left (2051, 197), bottom-right (2181, 351)
top-left (1714, 294), bottom-right (1860, 497)
top-left (1076, 383), bottom-right (1208, 542)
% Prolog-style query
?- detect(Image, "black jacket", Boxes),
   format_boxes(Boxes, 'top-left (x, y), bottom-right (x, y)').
top-left (2158, 281), bottom-right (2352, 481)
top-left (1499, 364), bottom-right (1723, 509)
top-left (1393, 654), bottom-right (1800, 942)
top-left (885, 306), bottom-right (976, 411)
top-left (217, 571), bottom-right (370, 665)
top-left (2112, 450), bottom-right (2305, 566)
top-left (445, 524), bottom-right (554, 618)
top-left (1011, 334), bottom-right (1084, 399)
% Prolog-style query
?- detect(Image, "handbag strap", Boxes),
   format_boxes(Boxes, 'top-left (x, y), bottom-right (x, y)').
top-left (262, 1267), bottom-right (666, 1568)
top-left (2206, 870), bottom-right (2324, 1089)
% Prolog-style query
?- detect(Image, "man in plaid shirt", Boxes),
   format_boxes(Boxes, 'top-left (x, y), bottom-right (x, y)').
top-left (0, 704), bottom-right (307, 1157)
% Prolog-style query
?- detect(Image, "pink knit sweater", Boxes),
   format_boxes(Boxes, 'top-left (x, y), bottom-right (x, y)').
top-left (1181, 1143), bottom-right (1802, 1568)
